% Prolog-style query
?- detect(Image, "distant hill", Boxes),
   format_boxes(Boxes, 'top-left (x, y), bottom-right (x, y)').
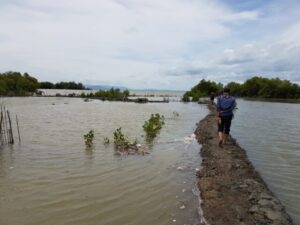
top-left (84, 84), bottom-right (128, 90)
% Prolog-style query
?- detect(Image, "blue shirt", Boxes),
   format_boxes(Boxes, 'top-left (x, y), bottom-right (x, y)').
top-left (217, 95), bottom-right (236, 116)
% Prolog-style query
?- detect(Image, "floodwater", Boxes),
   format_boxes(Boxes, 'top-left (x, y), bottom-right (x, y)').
top-left (0, 97), bottom-right (207, 225)
top-left (231, 99), bottom-right (300, 225)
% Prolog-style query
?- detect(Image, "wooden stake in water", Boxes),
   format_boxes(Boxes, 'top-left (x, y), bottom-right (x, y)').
top-left (3, 107), bottom-right (9, 144)
top-left (0, 106), bottom-right (16, 145)
top-left (16, 115), bottom-right (21, 142)
top-left (7, 110), bottom-right (14, 144)
top-left (0, 110), bottom-right (3, 144)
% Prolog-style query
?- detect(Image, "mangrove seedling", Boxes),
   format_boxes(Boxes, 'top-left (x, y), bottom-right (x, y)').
top-left (173, 111), bottom-right (180, 117)
top-left (84, 129), bottom-right (95, 147)
top-left (112, 128), bottom-right (148, 155)
top-left (103, 137), bottom-right (110, 145)
top-left (143, 113), bottom-right (165, 139)
top-left (113, 127), bottom-right (130, 147)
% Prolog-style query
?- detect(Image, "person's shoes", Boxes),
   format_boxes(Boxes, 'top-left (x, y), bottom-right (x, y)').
top-left (218, 140), bottom-right (223, 148)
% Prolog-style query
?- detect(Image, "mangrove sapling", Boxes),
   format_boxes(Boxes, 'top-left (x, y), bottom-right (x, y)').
top-left (84, 130), bottom-right (95, 148)
top-left (113, 127), bottom-right (147, 155)
top-left (103, 137), bottom-right (110, 145)
top-left (113, 127), bottom-right (130, 147)
top-left (173, 111), bottom-right (180, 117)
top-left (143, 113), bottom-right (165, 139)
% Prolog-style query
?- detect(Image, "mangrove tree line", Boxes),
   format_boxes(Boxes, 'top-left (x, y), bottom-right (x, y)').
top-left (0, 71), bottom-right (85, 96)
top-left (183, 76), bottom-right (300, 101)
top-left (0, 71), bottom-right (39, 96)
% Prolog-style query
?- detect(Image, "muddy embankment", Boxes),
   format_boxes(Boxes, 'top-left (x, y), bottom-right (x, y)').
top-left (195, 104), bottom-right (294, 225)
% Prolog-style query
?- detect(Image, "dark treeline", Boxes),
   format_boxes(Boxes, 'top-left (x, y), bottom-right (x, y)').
top-left (0, 71), bottom-right (130, 100)
top-left (0, 71), bottom-right (39, 96)
top-left (227, 77), bottom-right (300, 98)
top-left (183, 79), bottom-right (223, 101)
top-left (0, 71), bottom-right (85, 96)
top-left (39, 81), bottom-right (85, 90)
top-left (183, 76), bottom-right (300, 101)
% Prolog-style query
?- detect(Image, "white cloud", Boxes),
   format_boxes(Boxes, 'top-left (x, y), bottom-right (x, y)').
top-left (0, 0), bottom-right (299, 89)
top-left (166, 36), bottom-right (300, 85)
top-left (280, 22), bottom-right (300, 49)
top-left (222, 10), bottom-right (259, 22)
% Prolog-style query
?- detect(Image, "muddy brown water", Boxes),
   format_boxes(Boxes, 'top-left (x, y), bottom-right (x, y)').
top-left (0, 97), bottom-right (207, 225)
top-left (232, 99), bottom-right (300, 225)
top-left (1, 97), bottom-right (299, 225)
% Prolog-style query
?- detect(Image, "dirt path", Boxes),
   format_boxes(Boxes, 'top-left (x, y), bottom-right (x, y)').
top-left (194, 104), bottom-right (294, 225)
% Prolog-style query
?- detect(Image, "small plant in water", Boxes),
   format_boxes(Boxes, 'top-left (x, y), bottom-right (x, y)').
top-left (103, 137), bottom-right (110, 145)
top-left (143, 113), bottom-right (165, 139)
top-left (112, 127), bottom-right (148, 155)
top-left (113, 127), bottom-right (130, 147)
top-left (173, 111), bottom-right (179, 117)
top-left (84, 130), bottom-right (95, 147)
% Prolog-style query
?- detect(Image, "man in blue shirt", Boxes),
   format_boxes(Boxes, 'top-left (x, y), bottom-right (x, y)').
top-left (217, 88), bottom-right (236, 147)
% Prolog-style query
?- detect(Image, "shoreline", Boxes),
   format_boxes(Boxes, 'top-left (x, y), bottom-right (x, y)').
top-left (194, 104), bottom-right (294, 225)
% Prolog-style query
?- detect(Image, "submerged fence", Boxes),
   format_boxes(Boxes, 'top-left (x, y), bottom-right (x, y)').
top-left (0, 106), bottom-right (20, 145)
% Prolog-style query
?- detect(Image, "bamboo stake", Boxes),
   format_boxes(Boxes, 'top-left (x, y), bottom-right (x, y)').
top-left (16, 115), bottom-right (21, 142)
top-left (0, 109), bottom-right (3, 144)
top-left (3, 107), bottom-right (8, 144)
top-left (4, 109), bottom-right (9, 144)
top-left (7, 110), bottom-right (14, 144)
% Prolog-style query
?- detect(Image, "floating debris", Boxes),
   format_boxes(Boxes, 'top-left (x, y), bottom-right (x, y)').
top-left (183, 133), bottom-right (196, 143)
top-left (116, 144), bottom-right (149, 156)
top-left (177, 166), bottom-right (184, 171)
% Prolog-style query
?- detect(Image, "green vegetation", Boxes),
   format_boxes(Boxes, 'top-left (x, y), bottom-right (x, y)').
top-left (80, 88), bottom-right (129, 101)
top-left (0, 71), bottom-right (39, 96)
top-left (0, 71), bottom-right (129, 100)
top-left (173, 111), bottom-right (180, 117)
top-left (103, 137), bottom-right (110, 145)
top-left (94, 88), bottom-right (129, 101)
top-left (143, 114), bottom-right (165, 139)
top-left (0, 71), bottom-right (85, 96)
top-left (228, 77), bottom-right (300, 98)
top-left (113, 127), bottom-right (131, 147)
top-left (84, 130), bottom-right (95, 148)
top-left (103, 114), bottom-right (165, 154)
top-left (53, 81), bottom-right (85, 90)
top-left (183, 79), bottom-right (223, 102)
top-left (183, 77), bottom-right (300, 101)
top-left (112, 127), bottom-right (148, 155)
top-left (39, 81), bottom-right (85, 89)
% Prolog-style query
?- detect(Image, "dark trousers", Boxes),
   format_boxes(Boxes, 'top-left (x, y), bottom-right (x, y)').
top-left (218, 115), bottom-right (233, 134)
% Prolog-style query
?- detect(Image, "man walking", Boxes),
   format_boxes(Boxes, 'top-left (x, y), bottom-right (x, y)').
top-left (216, 88), bottom-right (236, 147)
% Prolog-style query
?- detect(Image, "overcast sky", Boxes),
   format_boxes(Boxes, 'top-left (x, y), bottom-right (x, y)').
top-left (1, 0), bottom-right (300, 90)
